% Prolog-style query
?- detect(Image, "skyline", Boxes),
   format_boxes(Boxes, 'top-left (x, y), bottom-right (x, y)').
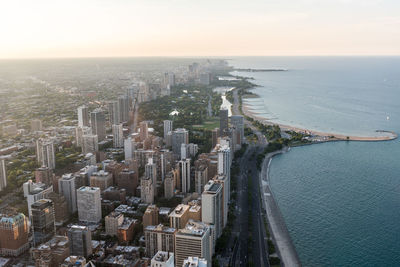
top-left (1, 0), bottom-right (400, 58)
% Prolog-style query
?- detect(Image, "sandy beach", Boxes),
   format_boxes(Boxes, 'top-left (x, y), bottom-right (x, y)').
top-left (242, 100), bottom-right (398, 142)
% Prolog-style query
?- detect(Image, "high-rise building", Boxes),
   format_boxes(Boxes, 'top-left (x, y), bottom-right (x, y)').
top-left (118, 95), bottom-right (129, 123)
top-left (116, 169), bottom-right (138, 196)
top-left (213, 175), bottom-right (228, 228)
top-left (178, 158), bottom-right (191, 193)
top-left (211, 128), bottom-right (220, 149)
top-left (47, 192), bottom-right (69, 225)
top-left (201, 180), bottom-right (223, 246)
top-left (112, 124), bottom-right (124, 148)
top-left (151, 251), bottom-right (174, 267)
top-left (219, 109), bottom-right (229, 136)
top-left (172, 128), bottom-right (189, 156)
top-left (77, 186), bottom-right (101, 223)
top-left (164, 171), bottom-right (175, 199)
top-left (0, 159), bottom-right (7, 191)
top-left (34, 166), bottom-right (53, 186)
top-left (32, 236), bottom-right (70, 267)
top-left (58, 174), bottom-right (77, 213)
top-left (139, 121), bottom-right (149, 141)
top-left (89, 171), bottom-right (113, 192)
top-left (23, 180), bottom-right (53, 216)
top-left (105, 212), bottom-right (124, 236)
top-left (140, 177), bottom-right (154, 204)
top-left (67, 225), bottom-right (92, 258)
top-left (31, 199), bottom-right (56, 246)
top-left (77, 106), bottom-right (89, 127)
top-left (108, 101), bottom-right (120, 125)
top-left (75, 126), bottom-right (92, 148)
top-left (31, 119), bottom-right (43, 132)
top-left (195, 163), bottom-right (208, 194)
top-left (144, 224), bottom-right (176, 258)
top-left (142, 205), bottom-right (159, 228)
top-left (217, 145), bottom-right (231, 201)
top-left (163, 120), bottom-right (173, 141)
top-left (169, 204), bottom-right (190, 230)
top-left (90, 109), bottom-right (106, 141)
top-left (230, 115), bottom-right (244, 144)
top-left (199, 73), bottom-right (211, 85)
top-left (36, 139), bottom-right (56, 169)
top-left (175, 220), bottom-right (211, 267)
top-left (0, 212), bottom-right (30, 257)
top-left (124, 137), bottom-right (136, 160)
top-left (145, 158), bottom-right (157, 186)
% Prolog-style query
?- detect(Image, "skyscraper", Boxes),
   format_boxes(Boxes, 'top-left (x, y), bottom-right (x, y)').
top-left (77, 106), bottom-right (89, 127)
top-left (163, 120), bottom-right (173, 141)
top-left (108, 101), bottom-right (120, 125)
top-left (230, 115), bottom-right (244, 144)
top-left (36, 139), bottom-right (56, 170)
top-left (90, 109), bottom-right (106, 141)
top-left (201, 180), bottom-right (223, 244)
top-left (172, 128), bottom-right (189, 156)
top-left (217, 145), bottom-right (231, 201)
top-left (145, 158), bottom-right (157, 186)
top-left (112, 124), bottom-right (124, 148)
top-left (67, 225), bottom-right (92, 258)
top-left (194, 163), bottom-right (208, 194)
top-left (139, 121), bottom-right (149, 141)
top-left (141, 177), bottom-right (154, 204)
top-left (77, 186), bottom-right (101, 223)
top-left (116, 169), bottom-right (138, 196)
top-left (0, 159), bottom-right (7, 191)
top-left (118, 95), bottom-right (129, 123)
top-left (76, 126), bottom-right (92, 148)
top-left (219, 109), bottom-right (229, 136)
top-left (0, 212), bottom-right (30, 257)
top-left (178, 158), bottom-right (191, 193)
top-left (31, 199), bottom-right (56, 246)
top-left (82, 134), bottom-right (98, 155)
top-left (58, 174), bottom-right (77, 213)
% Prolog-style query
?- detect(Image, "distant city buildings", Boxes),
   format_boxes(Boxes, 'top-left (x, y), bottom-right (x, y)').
top-left (31, 199), bottom-right (56, 246)
top-left (58, 174), bottom-right (77, 213)
top-left (172, 128), bottom-right (189, 156)
top-left (108, 101), bottom-right (120, 125)
top-left (31, 119), bottom-right (43, 132)
top-left (112, 124), bottom-right (124, 148)
top-left (163, 120), bottom-right (173, 141)
top-left (23, 180), bottom-right (53, 216)
top-left (219, 109), bottom-right (229, 136)
top-left (82, 134), bottom-right (98, 155)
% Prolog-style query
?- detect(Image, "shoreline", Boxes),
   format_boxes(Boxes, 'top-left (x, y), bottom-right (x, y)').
top-left (242, 100), bottom-right (398, 142)
top-left (259, 149), bottom-right (302, 267)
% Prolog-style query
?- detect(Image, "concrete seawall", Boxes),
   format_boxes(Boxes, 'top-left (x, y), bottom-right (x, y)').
top-left (259, 149), bottom-right (302, 267)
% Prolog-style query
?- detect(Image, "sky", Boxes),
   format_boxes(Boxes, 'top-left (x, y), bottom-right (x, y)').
top-left (0, 0), bottom-right (400, 58)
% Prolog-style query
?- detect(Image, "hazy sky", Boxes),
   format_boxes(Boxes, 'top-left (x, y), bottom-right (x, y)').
top-left (1, 0), bottom-right (400, 58)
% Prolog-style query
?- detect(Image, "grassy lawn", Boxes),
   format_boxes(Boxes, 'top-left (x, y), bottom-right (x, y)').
top-left (192, 117), bottom-right (220, 130)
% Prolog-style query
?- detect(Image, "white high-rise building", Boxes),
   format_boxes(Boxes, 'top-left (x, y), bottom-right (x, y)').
top-left (0, 159), bottom-right (7, 191)
top-left (112, 124), bottom-right (124, 148)
top-left (175, 220), bottom-right (212, 267)
top-left (58, 174), bottom-right (77, 213)
top-left (145, 158), bottom-right (157, 186)
top-left (77, 186), bottom-right (101, 223)
top-left (217, 145), bottom-right (231, 201)
top-left (36, 139), bottom-right (56, 170)
top-left (90, 109), bottom-right (106, 141)
top-left (23, 180), bottom-right (53, 216)
top-left (201, 180), bottom-right (223, 246)
top-left (77, 106), bottom-right (89, 127)
top-left (172, 128), bottom-right (189, 156)
top-left (75, 126), bottom-right (92, 148)
top-left (124, 137), bottom-right (136, 160)
top-left (213, 175), bottom-right (228, 228)
top-left (179, 158), bottom-right (191, 193)
top-left (82, 134), bottom-right (98, 155)
top-left (163, 120), bottom-right (173, 141)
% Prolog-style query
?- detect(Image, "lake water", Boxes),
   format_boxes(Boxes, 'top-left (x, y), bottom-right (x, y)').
top-left (229, 57), bottom-right (400, 266)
